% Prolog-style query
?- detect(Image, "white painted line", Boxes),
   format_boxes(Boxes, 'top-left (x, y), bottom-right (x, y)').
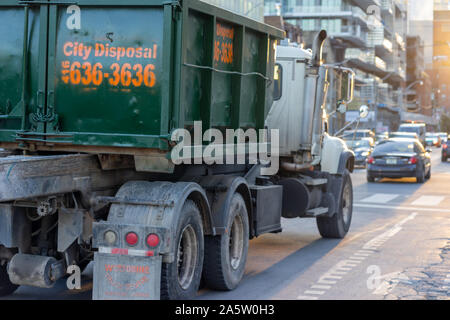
top-left (347, 259), bottom-right (362, 263)
top-left (304, 290), bottom-right (325, 295)
top-left (350, 256), bottom-right (367, 260)
top-left (297, 295), bottom-right (319, 300)
top-left (331, 271), bottom-right (348, 275)
top-left (360, 193), bottom-right (400, 204)
top-left (317, 279), bottom-right (337, 285)
top-left (302, 213), bottom-right (419, 299)
top-left (411, 196), bottom-right (445, 207)
top-left (358, 250), bottom-right (376, 254)
top-left (354, 253), bottom-right (370, 257)
top-left (311, 285), bottom-right (331, 290)
top-left (322, 275), bottom-right (343, 280)
top-left (355, 203), bottom-right (450, 213)
top-left (336, 267), bottom-right (353, 271)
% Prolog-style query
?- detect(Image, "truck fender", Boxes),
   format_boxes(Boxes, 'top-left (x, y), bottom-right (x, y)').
top-left (337, 150), bottom-right (355, 174)
top-left (103, 181), bottom-right (212, 263)
top-left (321, 134), bottom-right (354, 174)
top-left (198, 176), bottom-right (253, 238)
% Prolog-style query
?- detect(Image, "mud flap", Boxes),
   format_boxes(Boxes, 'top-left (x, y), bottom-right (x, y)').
top-left (93, 253), bottom-right (162, 300)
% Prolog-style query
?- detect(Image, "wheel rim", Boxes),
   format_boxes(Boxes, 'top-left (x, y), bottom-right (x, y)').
top-left (342, 181), bottom-right (352, 225)
top-left (177, 225), bottom-right (198, 290)
top-left (229, 213), bottom-right (244, 271)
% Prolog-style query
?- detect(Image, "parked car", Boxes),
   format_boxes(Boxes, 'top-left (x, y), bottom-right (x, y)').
top-left (425, 133), bottom-right (442, 148)
top-left (367, 138), bottom-right (432, 183)
top-left (342, 130), bottom-right (375, 146)
top-left (345, 139), bottom-right (373, 168)
top-left (375, 132), bottom-right (389, 145)
top-left (438, 132), bottom-right (448, 144)
top-left (389, 132), bottom-right (419, 141)
top-left (398, 123), bottom-right (426, 146)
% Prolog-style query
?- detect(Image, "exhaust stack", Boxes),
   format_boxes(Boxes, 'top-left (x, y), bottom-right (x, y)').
top-left (311, 30), bottom-right (327, 67)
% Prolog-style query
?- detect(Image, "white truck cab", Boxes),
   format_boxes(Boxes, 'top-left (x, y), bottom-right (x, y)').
top-left (266, 36), bottom-right (356, 175)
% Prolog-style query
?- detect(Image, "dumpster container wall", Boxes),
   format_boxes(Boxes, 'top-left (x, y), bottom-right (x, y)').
top-left (0, 0), bottom-right (284, 155)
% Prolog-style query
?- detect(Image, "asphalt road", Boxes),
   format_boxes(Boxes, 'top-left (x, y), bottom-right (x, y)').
top-left (2, 148), bottom-right (449, 300)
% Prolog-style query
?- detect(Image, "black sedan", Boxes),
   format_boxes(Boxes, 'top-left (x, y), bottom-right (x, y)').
top-left (367, 138), bottom-right (432, 183)
top-left (345, 139), bottom-right (373, 168)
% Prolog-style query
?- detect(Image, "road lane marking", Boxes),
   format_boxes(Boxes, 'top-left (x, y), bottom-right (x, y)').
top-left (304, 290), bottom-right (325, 295)
top-left (347, 259), bottom-right (362, 263)
top-left (411, 196), bottom-right (445, 207)
top-left (354, 203), bottom-right (450, 213)
top-left (311, 285), bottom-right (331, 290)
top-left (355, 253), bottom-right (370, 257)
top-left (360, 194), bottom-right (400, 204)
top-left (296, 212), bottom-right (418, 300)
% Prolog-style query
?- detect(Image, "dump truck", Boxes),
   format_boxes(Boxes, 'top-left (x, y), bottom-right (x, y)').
top-left (0, 0), bottom-right (357, 300)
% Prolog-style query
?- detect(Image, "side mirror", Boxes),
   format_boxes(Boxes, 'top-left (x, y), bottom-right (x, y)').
top-left (360, 105), bottom-right (369, 119)
top-left (340, 68), bottom-right (355, 105)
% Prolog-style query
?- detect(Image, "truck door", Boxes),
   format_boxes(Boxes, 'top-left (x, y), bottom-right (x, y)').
top-left (0, 1), bottom-right (48, 143)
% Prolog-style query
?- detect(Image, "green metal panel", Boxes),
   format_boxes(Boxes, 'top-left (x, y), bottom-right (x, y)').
top-left (0, 2), bottom-right (45, 142)
top-left (0, 0), bottom-right (284, 153)
top-left (179, 0), bottom-right (284, 136)
top-left (48, 3), bottom-right (167, 148)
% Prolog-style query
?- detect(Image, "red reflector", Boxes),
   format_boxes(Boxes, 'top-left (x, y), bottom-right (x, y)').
top-left (111, 248), bottom-right (128, 255)
top-left (146, 251), bottom-right (155, 257)
top-left (125, 232), bottom-right (139, 246)
top-left (146, 234), bottom-right (160, 247)
top-left (368, 157), bottom-right (375, 164)
top-left (409, 157), bottom-right (418, 164)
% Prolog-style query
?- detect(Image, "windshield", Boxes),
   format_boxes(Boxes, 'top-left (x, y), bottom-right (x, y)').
top-left (391, 133), bottom-right (415, 137)
top-left (346, 140), bottom-right (371, 149)
top-left (374, 141), bottom-right (415, 154)
top-left (343, 131), bottom-right (368, 139)
top-left (399, 126), bottom-right (421, 134)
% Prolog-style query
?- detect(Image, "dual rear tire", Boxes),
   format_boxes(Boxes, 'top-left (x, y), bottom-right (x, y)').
top-left (161, 201), bottom-right (204, 300)
top-left (203, 194), bottom-right (249, 291)
top-left (161, 194), bottom-right (249, 299)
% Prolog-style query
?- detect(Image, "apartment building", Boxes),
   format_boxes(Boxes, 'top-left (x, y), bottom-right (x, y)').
top-left (265, 0), bottom-right (407, 132)
top-left (406, 36), bottom-right (433, 116)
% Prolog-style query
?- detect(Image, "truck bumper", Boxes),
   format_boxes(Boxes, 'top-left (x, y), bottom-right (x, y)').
top-left (92, 221), bottom-right (169, 300)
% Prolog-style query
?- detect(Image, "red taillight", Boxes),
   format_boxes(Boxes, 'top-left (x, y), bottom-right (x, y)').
top-left (368, 157), bottom-right (375, 164)
top-left (125, 232), bottom-right (139, 246)
top-left (146, 234), bottom-right (160, 248)
top-left (409, 157), bottom-right (418, 165)
top-left (444, 144), bottom-right (448, 149)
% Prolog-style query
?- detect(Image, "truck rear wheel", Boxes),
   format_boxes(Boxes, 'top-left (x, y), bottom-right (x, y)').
top-left (203, 193), bottom-right (249, 291)
top-left (0, 264), bottom-right (19, 297)
top-left (316, 170), bottom-right (353, 239)
top-left (161, 200), bottom-right (204, 300)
